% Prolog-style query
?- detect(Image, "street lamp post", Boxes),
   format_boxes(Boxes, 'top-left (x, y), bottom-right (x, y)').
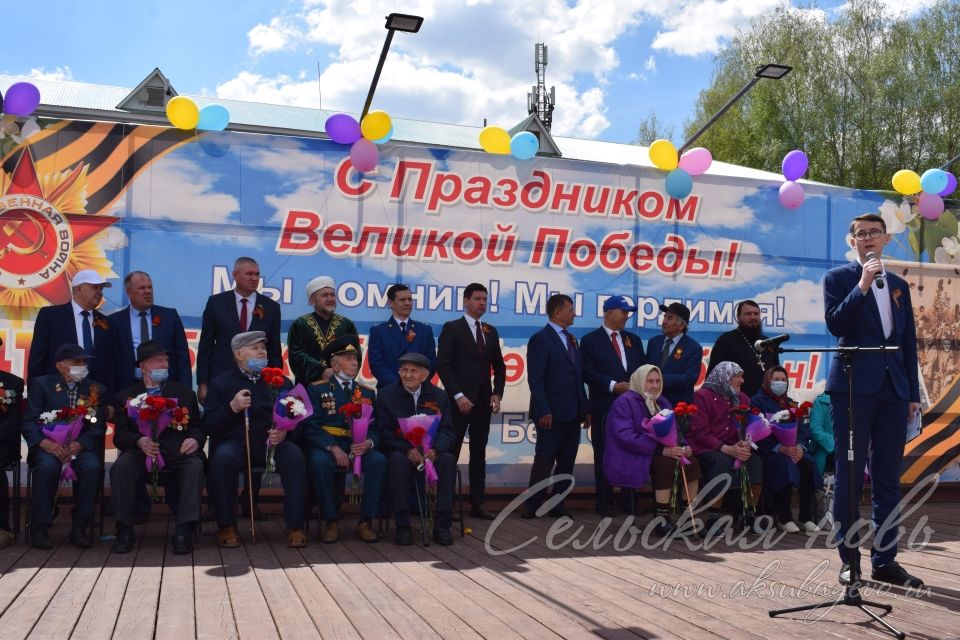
top-left (360, 13), bottom-right (424, 120)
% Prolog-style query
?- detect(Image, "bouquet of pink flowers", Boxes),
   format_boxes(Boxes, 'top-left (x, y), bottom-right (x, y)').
top-left (38, 407), bottom-right (85, 482)
top-left (127, 393), bottom-right (178, 498)
top-left (398, 414), bottom-right (441, 487)
top-left (768, 409), bottom-right (798, 447)
top-left (644, 409), bottom-right (691, 465)
top-left (265, 383), bottom-right (313, 476)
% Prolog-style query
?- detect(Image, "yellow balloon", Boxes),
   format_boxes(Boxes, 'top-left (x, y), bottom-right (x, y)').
top-left (361, 110), bottom-right (392, 141)
top-left (166, 96), bottom-right (200, 130)
top-left (891, 169), bottom-right (921, 195)
top-left (649, 139), bottom-right (678, 171)
top-left (479, 126), bottom-right (511, 154)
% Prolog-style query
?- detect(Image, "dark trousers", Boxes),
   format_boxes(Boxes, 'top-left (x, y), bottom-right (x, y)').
top-left (0, 470), bottom-right (10, 531)
top-left (208, 439), bottom-right (306, 530)
top-left (111, 450), bottom-right (205, 528)
top-left (591, 413), bottom-right (614, 512)
top-left (28, 448), bottom-right (101, 527)
top-left (830, 373), bottom-right (908, 568)
top-left (772, 457), bottom-right (817, 523)
top-left (451, 400), bottom-right (492, 506)
top-left (387, 450), bottom-right (456, 530)
top-left (307, 445), bottom-right (386, 521)
top-left (526, 420), bottom-right (581, 511)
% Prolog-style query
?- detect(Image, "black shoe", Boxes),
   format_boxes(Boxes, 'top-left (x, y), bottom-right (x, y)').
top-left (69, 522), bottom-right (92, 549)
top-left (395, 526), bottom-right (413, 546)
top-left (31, 527), bottom-right (52, 550)
top-left (171, 534), bottom-right (193, 555)
top-left (433, 528), bottom-right (454, 545)
top-left (470, 506), bottom-right (496, 520)
top-left (654, 519), bottom-right (676, 537)
top-left (871, 562), bottom-right (924, 588)
top-left (112, 527), bottom-right (135, 554)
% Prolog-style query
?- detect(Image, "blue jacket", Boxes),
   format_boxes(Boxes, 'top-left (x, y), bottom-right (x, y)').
top-left (28, 303), bottom-right (111, 391)
top-left (580, 327), bottom-right (645, 419)
top-left (527, 324), bottom-right (588, 423)
top-left (21, 374), bottom-right (107, 452)
top-left (823, 262), bottom-right (919, 401)
top-left (645, 333), bottom-right (703, 406)
top-left (107, 304), bottom-right (192, 392)
top-left (367, 317), bottom-right (436, 389)
top-left (196, 291), bottom-right (282, 386)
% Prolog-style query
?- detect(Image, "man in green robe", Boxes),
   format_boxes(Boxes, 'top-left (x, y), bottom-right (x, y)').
top-left (287, 276), bottom-right (359, 384)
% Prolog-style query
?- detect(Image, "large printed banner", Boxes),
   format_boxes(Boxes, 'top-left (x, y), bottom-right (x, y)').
top-left (0, 121), bottom-right (958, 486)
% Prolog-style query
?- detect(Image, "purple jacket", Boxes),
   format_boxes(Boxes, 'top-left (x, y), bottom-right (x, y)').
top-left (604, 392), bottom-right (670, 489)
top-left (688, 388), bottom-right (751, 454)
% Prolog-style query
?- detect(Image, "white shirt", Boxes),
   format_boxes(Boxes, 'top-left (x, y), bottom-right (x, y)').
top-left (857, 256), bottom-right (893, 338)
top-left (235, 290), bottom-right (257, 328)
top-left (71, 300), bottom-right (94, 347)
top-left (602, 324), bottom-right (627, 392)
top-left (393, 315), bottom-right (411, 330)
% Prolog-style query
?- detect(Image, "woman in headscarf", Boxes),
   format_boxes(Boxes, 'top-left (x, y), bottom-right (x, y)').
top-left (751, 366), bottom-right (820, 533)
top-left (605, 364), bottom-right (701, 536)
top-left (689, 361), bottom-right (762, 530)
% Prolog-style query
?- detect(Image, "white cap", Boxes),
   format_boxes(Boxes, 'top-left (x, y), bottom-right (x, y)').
top-left (71, 269), bottom-right (112, 288)
top-left (306, 276), bottom-right (335, 299)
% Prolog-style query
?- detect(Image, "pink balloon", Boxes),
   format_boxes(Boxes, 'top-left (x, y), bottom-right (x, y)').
top-left (678, 147), bottom-right (713, 176)
top-left (778, 181), bottom-right (804, 209)
top-left (918, 193), bottom-right (944, 220)
top-left (349, 138), bottom-right (379, 173)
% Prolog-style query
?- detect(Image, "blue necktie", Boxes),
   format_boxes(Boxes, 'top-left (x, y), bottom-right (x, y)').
top-left (80, 310), bottom-right (93, 352)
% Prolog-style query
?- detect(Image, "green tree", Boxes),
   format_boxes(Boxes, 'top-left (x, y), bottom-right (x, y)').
top-left (633, 110), bottom-right (675, 146)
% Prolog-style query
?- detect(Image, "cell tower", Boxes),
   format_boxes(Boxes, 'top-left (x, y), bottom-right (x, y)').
top-left (527, 43), bottom-right (555, 132)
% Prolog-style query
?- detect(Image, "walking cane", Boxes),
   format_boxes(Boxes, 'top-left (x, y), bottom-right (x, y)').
top-left (679, 464), bottom-right (698, 535)
top-left (243, 404), bottom-right (257, 544)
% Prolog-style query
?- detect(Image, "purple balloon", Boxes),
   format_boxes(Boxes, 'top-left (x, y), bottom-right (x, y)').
top-left (938, 172), bottom-right (957, 197)
top-left (918, 193), bottom-right (944, 220)
top-left (3, 82), bottom-right (41, 117)
top-left (778, 181), bottom-right (805, 210)
top-left (782, 150), bottom-right (809, 182)
top-left (349, 138), bottom-right (379, 173)
top-left (325, 113), bottom-right (361, 145)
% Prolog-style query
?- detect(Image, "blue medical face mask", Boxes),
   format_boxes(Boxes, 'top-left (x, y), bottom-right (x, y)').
top-left (770, 381), bottom-right (788, 396)
top-left (246, 358), bottom-right (268, 373)
top-left (150, 368), bottom-right (169, 383)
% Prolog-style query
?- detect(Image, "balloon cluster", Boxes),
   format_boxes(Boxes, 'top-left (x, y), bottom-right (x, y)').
top-left (778, 150), bottom-right (808, 209)
top-left (478, 126), bottom-right (540, 160)
top-left (165, 96), bottom-right (231, 132)
top-left (891, 168), bottom-right (956, 220)
top-left (648, 139), bottom-right (712, 199)
top-left (324, 110), bottom-right (393, 173)
top-left (1, 82), bottom-right (41, 117)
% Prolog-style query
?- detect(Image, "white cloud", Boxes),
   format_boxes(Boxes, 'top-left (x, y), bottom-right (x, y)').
top-left (752, 278), bottom-right (825, 331)
top-left (626, 72), bottom-right (644, 81)
top-left (248, 16), bottom-right (304, 55)
top-left (28, 66), bottom-right (73, 81)
top-left (644, 55), bottom-right (657, 72)
top-left (650, 0), bottom-right (781, 56)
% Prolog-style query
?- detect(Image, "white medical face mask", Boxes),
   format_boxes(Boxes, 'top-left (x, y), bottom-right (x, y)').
top-left (68, 366), bottom-right (89, 381)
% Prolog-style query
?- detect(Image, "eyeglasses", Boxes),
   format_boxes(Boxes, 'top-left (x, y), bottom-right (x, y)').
top-left (852, 229), bottom-right (884, 241)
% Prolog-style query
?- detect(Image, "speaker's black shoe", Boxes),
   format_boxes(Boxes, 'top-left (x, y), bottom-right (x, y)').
top-left (112, 526), bottom-right (135, 554)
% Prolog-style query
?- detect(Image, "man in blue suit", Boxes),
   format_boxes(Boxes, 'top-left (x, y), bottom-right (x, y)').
top-left (646, 302), bottom-right (703, 406)
top-left (523, 293), bottom-right (589, 518)
top-left (28, 269), bottom-right (113, 392)
top-left (581, 295), bottom-right (645, 515)
top-left (824, 213), bottom-right (923, 588)
top-left (108, 271), bottom-right (192, 392)
top-left (368, 284), bottom-right (436, 389)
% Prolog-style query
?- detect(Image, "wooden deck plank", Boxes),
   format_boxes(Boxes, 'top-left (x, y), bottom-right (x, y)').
top-left (193, 530), bottom-right (239, 640)
top-left (219, 527), bottom-right (281, 640)
top-left (70, 529), bottom-right (140, 640)
top-left (156, 524), bottom-right (197, 640)
top-left (112, 519), bottom-right (168, 640)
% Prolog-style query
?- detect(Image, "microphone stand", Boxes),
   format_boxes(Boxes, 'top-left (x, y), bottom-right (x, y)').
top-left (766, 344), bottom-right (904, 640)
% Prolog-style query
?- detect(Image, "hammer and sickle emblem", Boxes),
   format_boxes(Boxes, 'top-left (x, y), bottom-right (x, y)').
top-left (0, 216), bottom-right (47, 259)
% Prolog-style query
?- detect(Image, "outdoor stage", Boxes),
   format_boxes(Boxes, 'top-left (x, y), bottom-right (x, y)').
top-left (0, 501), bottom-right (957, 640)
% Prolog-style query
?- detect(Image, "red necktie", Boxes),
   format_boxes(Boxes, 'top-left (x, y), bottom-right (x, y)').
top-left (611, 331), bottom-right (622, 362)
top-left (240, 298), bottom-right (249, 332)
top-left (475, 321), bottom-right (485, 355)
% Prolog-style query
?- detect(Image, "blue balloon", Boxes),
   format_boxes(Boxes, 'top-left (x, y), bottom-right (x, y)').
top-left (373, 125), bottom-right (394, 144)
top-left (920, 168), bottom-right (949, 195)
top-left (197, 104), bottom-right (230, 131)
top-left (665, 168), bottom-right (693, 199)
top-left (510, 131), bottom-right (539, 160)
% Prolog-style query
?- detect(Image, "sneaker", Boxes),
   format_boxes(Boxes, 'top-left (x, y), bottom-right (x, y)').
top-left (839, 563), bottom-right (850, 585)
top-left (801, 521), bottom-right (820, 533)
top-left (872, 561), bottom-right (924, 588)
top-left (777, 520), bottom-right (800, 533)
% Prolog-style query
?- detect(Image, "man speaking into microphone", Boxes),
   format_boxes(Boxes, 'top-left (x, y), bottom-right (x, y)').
top-left (823, 213), bottom-right (923, 588)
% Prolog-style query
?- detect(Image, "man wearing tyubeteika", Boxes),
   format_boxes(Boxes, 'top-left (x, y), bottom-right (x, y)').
top-left (110, 339), bottom-right (205, 555)
top-left (377, 352), bottom-right (458, 546)
top-left (21, 344), bottom-right (107, 550)
top-left (303, 334), bottom-right (385, 544)
top-left (202, 331), bottom-right (308, 548)
top-left (287, 276), bottom-right (359, 384)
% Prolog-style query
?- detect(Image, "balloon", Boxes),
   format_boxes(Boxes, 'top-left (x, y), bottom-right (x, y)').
top-left (939, 172), bottom-right (957, 197)
top-left (510, 131), bottom-right (539, 160)
top-left (918, 193), bottom-right (944, 220)
top-left (361, 110), bottom-right (392, 141)
top-left (165, 96), bottom-right (200, 130)
top-left (920, 168), bottom-right (949, 195)
top-left (649, 139), bottom-right (678, 171)
top-left (778, 181), bottom-right (805, 209)
top-left (782, 150), bottom-right (809, 181)
top-left (373, 125), bottom-right (394, 144)
top-left (479, 126), bottom-right (510, 154)
top-left (349, 138), bottom-right (379, 172)
top-left (325, 113), bottom-right (361, 145)
top-left (665, 168), bottom-right (693, 199)
top-left (197, 104), bottom-right (230, 131)
top-left (678, 147), bottom-right (712, 176)
top-left (0, 89), bottom-right (4, 114)
top-left (3, 82), bottom-right (41, 117)
top-left (891, 169), bottom-right (921, 195)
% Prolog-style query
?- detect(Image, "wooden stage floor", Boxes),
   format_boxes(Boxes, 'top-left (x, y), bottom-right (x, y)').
top-left (0, 501), bottom-right (958, 640)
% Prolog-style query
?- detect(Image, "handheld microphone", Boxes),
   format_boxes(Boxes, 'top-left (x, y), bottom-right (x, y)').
top-left (754, 334), bottom-right (790, 352)
top-left (866, 251), bottom-right (885, 289)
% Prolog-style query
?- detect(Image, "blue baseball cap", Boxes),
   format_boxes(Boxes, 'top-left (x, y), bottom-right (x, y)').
top-left (603, 295), bottom-right (638, 312)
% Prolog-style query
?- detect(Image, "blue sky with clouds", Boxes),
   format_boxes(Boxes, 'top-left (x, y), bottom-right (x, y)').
top-left (4, 1), bottom-right (932, 145)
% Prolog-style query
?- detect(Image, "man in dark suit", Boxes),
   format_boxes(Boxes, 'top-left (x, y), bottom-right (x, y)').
top-left (824, 213), bottom-right (923, 588)
top-left (523, 294), bottom-right (589, 518)
top-left (581, 295), bottom-right (645, 515)
top-left (111, 340), bottom-right (205, 555)
top-left (28, 269), bottom-right (113, 391)
top-left (0, 337), bottom-right (24, 548)
top-left (108, 271), bottom-right (192, 392)
top-left (377, 352), bottom-right (458, 545)
top-left (21, 344), bottom-right (107, 549)
top-left (707, 299), bottom-right (779, 397)
top-left (436, 283), bottom-right (506, 520)
top-left (196, 257), bottom-right (282, 403)
top-left (368, 284), bottom-right (437, 389)
top-left (646, 302), bottom-right (704, 406)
